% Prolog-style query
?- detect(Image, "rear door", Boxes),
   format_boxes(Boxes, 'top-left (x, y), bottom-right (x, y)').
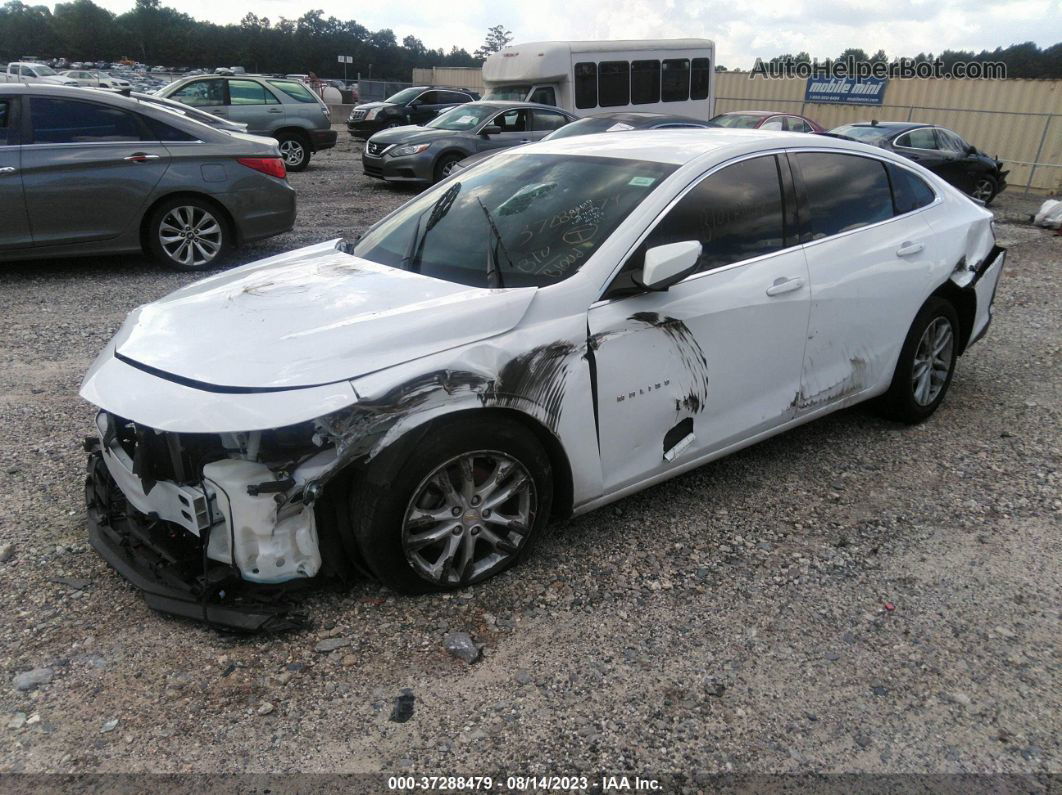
top-left (792, 151), bottom-right (942, 409)
top-left (530, 109), bottom-right (570, 141)
top-left (20, 95), bottom-right (170, 247)
top-left (0, 95), bottom-right (31, 250)
top-left (226, 78), bottom-right (283, 134)
top-left (410, 91), bottom-right (445, 125)
top-left (892, 127), bottom-right (952, 178)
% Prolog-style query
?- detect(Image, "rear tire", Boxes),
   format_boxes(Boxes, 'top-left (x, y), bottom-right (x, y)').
top-left (146, 196), bottom-right (230, 271)
top-left (877, 297), bottom-right (959, 424)
top-left (347, 416), bottom-right (553, 594)
top-left (276, 132), bottom-right (311, 172)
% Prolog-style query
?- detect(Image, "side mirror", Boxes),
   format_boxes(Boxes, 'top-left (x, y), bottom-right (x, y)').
top-left (638, 241), bottom-right (702, 291)
top-left (481, 125), bottom-right (502, 137)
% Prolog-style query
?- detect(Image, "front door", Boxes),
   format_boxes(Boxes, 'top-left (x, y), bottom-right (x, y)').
top-left (0, 95), bottom-right (31, 250)
top-left (475, 108), bottom-right (531, 153)
top-left (589, 154), bottom-right (810, 492)
top-left (20, 96), bottom-right (169, 247)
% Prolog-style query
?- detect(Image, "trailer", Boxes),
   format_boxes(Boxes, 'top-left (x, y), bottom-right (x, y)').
top-left (482, 39), bottom-right (716, 119)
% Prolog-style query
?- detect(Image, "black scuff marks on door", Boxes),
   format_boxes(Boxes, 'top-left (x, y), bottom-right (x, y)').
top-left (627, 312), bottom-right (710, 414)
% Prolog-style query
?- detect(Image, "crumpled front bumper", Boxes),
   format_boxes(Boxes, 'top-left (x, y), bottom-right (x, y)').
top-left (84, 441), bottom-right (312, 633)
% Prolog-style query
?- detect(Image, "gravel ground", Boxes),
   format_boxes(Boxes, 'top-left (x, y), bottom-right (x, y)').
top-left (0, 129), bottom-right (1058, 781)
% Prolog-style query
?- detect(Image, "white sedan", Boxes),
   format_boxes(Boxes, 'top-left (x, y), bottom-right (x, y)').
top-left (80, 130), bottom-right (1005, 630)
top-left (60, 70), bottom-right (132, 89)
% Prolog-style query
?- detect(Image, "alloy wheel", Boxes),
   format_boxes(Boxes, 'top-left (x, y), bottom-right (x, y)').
top-left (402, 451), bottom-right (535, 586)
top-left (279, 138), bottom-right (306, 167)
top-left (158, 205), bottom-right (223, 268)
top-left (911, 317), bottom-right (954, 406)
top-left (971, 178), bottom-right (995, 202)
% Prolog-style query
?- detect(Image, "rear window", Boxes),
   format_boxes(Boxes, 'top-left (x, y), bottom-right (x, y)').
top-left (829, 124), bottom-right (889, 144)
top-left (229, 79), bottom-right (279, 105)
top-left (631, 60), bottom-right (660, 105)
top-left (661, 59), bottom-right (690, 102)
top-left (598, 61), bottom-right (630, 107)
top-left (690, 58), bottom-right (711, 100)
top-left (268, 80), bottom-right (318, 103)
top-left (796, 152), bottom-right (894, 240)
top-left (574, 62), bottom-right (597, 109)
top-left (0, 98), bottom-right (11, 145)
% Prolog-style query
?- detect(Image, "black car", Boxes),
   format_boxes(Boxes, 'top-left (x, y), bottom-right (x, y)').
top-left (347, 86), bottom-right (479, 138)
top-left (827, 121), bottom-right (1008, 204)
top-left (449, 111), bottom-right (712, 176)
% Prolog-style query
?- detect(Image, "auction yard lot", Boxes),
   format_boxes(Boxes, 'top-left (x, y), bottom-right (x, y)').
top-left (0, 130), bottom-right (1058, 777)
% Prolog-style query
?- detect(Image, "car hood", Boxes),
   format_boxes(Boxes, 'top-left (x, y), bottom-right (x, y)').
top-left (368, 126), bottom-right (468, 146)
top-left (354, 101), bottom-right (396, 111)
top-left (111, 240), bottom-right (537, 390)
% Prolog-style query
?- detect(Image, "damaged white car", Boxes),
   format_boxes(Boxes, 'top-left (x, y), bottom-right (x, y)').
top-left (81, 130), bottom-right (1005, 630)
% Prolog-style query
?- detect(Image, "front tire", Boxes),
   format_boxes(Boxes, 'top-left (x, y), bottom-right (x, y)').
top-left (276, 132), bottom-right (311, 172)
top-left (146, 197), bottom-right (229, 271)
top-left (878, 297), bottom-right (959, 424)
top-left (348, 416), bottom-right (553, 593)
top-left (434, 154), bottom-right (463, 183)
top-left (970, 174), bottom-right (998, 205)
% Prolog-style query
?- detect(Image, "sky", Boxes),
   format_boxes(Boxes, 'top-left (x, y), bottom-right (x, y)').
top-left (89, 0), bottom-right (1062, 70)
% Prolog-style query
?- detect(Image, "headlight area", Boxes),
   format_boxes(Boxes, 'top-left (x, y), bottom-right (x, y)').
top-left (84, 410), bottom-right (341, 632)
top-left (388, 143), bottom-right (430, 158)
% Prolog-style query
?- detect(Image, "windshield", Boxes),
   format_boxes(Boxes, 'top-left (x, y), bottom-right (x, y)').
top-left (482, 85), bottom-right (530, 101)
top-left (709, 113), bottom-right (762, 129)
top-left (426, 104), bottom-right (498, 131)
top-left (32, 65), bottom-right (57, 76)
top-left (829, 124), bottom-right (890, 144)
top-left (353, 154), bottom-right (677, 288)
top-left (384, 87), bottom-right (424, 105)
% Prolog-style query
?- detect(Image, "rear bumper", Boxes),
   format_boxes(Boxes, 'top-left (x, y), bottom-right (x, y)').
top-left (224, 180), bottom-right (297, 244)
top-left (310, 128), bottom-right (338, 151)
top-left (967, 244), bottom-right (1006, 348)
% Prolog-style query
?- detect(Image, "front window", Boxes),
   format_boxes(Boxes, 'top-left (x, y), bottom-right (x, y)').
top-left (426, 104), bottom-right (498, 131)
top-left (32, 65), bottom-right (57, 76)
top-left (482, 84), bottom-right (531, 101)
top-left (709, 113), bottom-right (762, 129)
top-left (170, 79), bottom-right (224, 107)
top-left (384, 87), bottom-right (425, 105)
top-left (353, 153), bottom-right (677, 288)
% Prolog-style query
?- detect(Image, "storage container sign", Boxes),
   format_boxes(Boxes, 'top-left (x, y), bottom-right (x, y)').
top-left (804, 77), bottom-right (888, 105)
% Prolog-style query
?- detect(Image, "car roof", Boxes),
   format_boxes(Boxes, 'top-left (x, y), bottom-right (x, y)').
top-left (463, 100), bottom-right (567, 110)
top-left (717, 110), bottom-right (776, 117)
top-left (576, 111), bottom-right (706, 125)
top-left (526, 128), bottom-right (903, 166)
top-left (841, 121), bottom-right (930, 131)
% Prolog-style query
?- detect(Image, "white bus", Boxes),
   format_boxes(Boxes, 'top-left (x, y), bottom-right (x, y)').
top-left (482, 39), bottom-right (716, 119)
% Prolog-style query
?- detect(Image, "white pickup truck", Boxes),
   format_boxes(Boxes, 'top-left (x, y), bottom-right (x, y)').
top-left (1, 62), bottom-right (79, 86)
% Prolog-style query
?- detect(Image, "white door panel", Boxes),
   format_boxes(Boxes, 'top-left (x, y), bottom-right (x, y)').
top-left (799, 215), bottom-right (939, 409)
top-left (589, 248), bottom-right (810, 491)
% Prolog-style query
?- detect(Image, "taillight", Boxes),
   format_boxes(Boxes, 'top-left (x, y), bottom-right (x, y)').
top-left (237, 157), bottom-right (287, 179)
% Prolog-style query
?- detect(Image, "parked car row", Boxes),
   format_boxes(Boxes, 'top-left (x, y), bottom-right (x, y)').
top-left (351, 87), bottom-right (1008, 204)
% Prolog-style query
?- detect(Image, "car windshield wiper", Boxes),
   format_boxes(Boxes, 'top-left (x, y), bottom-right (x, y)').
top-left (476, 197), bottom-right (516, 289)
top-left (402, 182), bottom-right (461, 272)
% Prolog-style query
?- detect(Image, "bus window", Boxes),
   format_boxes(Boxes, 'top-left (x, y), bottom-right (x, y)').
top-left (662, 59), bottom-right (690, 102)
top-left (631, 60), bottom-right (661, 104)
top-left (575, 62), bottom-right (597, 109)
top-left (598, 61), bottom-right (630, 107)
top-left (691, 58), bottom-right (711, 100)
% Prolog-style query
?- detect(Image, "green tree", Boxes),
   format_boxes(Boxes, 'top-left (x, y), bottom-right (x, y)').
top-left (473, 24), bottom-right (512, 60)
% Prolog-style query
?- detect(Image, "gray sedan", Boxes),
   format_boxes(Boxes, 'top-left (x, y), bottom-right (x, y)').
top-left (0, 85), bottom-right (295, 271)
top-left (361, 101), bottom-right (576, 185)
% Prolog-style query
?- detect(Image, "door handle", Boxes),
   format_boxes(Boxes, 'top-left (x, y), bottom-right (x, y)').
top-left (765, 276), bottom-right (805, 296)
top-left (0, 166), bottom-right (16, 175)
top-left (123, 153), bottom-right (161, 162)
top-left (519, 139), bottom-right (531, 143)
top-left (267, 108), bottom-right (283, 113)
top-left (896, 241), bottom-right (924, 257)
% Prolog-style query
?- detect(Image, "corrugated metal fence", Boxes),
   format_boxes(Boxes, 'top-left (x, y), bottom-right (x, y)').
top-left (412, 66), bottom-right (1061, 193)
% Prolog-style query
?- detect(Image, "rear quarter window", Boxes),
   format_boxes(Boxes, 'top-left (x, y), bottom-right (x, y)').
top-left (887, 162), bottom-right (936, 214)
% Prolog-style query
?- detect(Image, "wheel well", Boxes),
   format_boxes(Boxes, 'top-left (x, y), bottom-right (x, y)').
top-left (274, 126), bottom-right (311, 146)
top-left (434, 149), bottom-right (467, 170)
top-left (931, 280), bottom-right (976, 355)
top-left (360, 407), bottom-right (575, 520)
top-left (139, 192), bottom-right (238, 251)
